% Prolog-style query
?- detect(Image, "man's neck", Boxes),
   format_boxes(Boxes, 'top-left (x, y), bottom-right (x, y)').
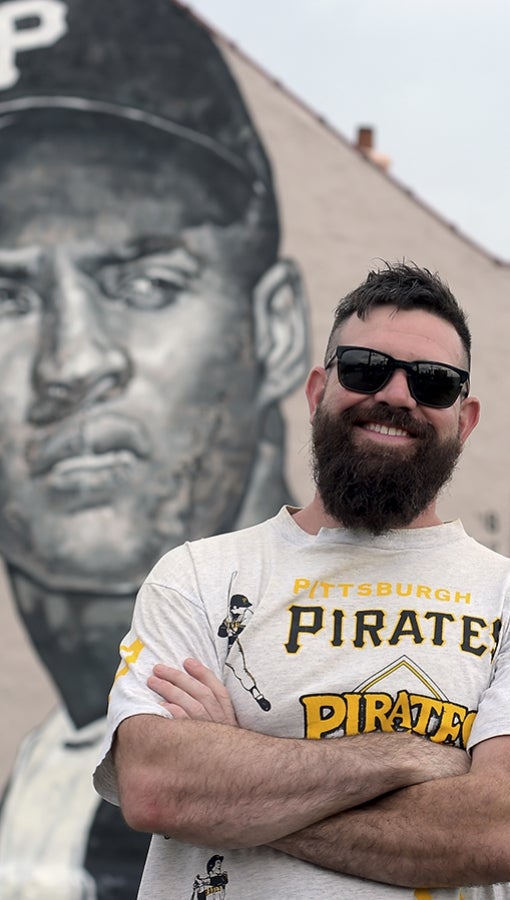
top-left (293, 493), bottom-right (443, 536)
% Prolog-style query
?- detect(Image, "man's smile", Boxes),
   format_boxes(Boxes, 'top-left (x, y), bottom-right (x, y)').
top-left (362, 422), bottom-right (412, 439)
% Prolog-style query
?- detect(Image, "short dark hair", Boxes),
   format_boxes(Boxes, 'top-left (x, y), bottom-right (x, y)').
top-left (326, 262), bottom-right (472, 369)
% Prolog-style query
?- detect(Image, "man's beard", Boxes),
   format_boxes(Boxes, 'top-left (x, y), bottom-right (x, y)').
top-left (311, 402), bottom-right (462, 535)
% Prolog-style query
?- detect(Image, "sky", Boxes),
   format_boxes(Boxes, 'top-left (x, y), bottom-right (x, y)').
top-left (188, 0), bottom-right (509, 263)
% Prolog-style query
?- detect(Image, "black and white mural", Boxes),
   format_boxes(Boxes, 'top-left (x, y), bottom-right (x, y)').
top-left (0, 1), bottom-right (308, 895)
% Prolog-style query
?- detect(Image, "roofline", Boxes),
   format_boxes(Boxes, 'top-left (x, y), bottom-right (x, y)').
top-left (180, 1), bottom-right (508, 269)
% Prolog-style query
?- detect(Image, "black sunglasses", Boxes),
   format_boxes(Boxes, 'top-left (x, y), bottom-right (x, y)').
top-left (324, 345), bottom-right (470, 409)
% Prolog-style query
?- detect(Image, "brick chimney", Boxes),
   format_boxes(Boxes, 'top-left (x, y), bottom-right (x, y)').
top-left (355, 125), bottom-right (391, 171)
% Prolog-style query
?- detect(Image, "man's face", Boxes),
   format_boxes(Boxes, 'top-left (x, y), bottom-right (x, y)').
top-left (307, 306), bottom-right (479, 532)
top-left (0, 121), bottom-right (264, 592)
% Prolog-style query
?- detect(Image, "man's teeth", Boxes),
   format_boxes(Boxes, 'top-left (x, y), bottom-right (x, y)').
top-left (365, 423), bottom-right (409, 437)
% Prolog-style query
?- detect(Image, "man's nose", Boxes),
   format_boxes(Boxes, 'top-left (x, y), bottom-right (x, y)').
top-left (373, 367), bottom-right (418, 409)
top-left (28, 252), bottom-right (132, 424)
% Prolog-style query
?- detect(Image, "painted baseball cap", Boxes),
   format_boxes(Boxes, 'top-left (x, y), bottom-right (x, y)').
top-left (0, 0), bottom-right (274, 196)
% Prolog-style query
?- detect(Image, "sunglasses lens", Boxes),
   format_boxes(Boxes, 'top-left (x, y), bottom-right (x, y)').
top-left (338, 349), bottom-right (391, 393)
top-left (336, 348), bottom-right (465, 408)
top-left (412, 363), bottom-right (462, 408)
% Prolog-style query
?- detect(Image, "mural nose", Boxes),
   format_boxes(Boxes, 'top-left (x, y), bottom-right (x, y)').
top-left (28, 261), bottom-right (133, 424)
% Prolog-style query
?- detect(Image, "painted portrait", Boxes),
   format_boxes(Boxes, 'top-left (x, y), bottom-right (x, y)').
top-left (0, 1), bottom-right (308, 896)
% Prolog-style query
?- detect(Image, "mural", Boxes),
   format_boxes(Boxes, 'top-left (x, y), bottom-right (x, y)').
top-left (0, 0), bottom-right (308, 896)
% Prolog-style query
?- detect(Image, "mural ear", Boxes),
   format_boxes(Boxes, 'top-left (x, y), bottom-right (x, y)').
top-left (253, 258), bottom-right (309, 410)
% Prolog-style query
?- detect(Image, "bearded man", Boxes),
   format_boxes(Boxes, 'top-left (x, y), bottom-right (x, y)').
top-left (95, 262), bottom-right (510, 899)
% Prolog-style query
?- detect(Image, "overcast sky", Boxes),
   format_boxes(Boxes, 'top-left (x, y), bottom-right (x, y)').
top-left (188, 0), bottom-right (509, 263)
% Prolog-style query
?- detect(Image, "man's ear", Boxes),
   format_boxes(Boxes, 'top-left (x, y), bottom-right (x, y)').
top-left (253, 257), bottom-right (309, 410)
top-left (459, 394), bottom-right (481, 445)
top-left (305, 366), bottom-right (327, 421)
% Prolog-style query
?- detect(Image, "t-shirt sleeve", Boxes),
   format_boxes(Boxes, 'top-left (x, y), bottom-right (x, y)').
top-left (94, 558), bottom-right (221, 806)
top-left (467, 613), bottom-right (510, 751)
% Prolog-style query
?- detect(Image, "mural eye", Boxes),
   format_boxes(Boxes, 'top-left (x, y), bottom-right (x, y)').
top-left (99, 266), bottom-right (189, 310)
top-left (0, 280), bottom-right (39, 317)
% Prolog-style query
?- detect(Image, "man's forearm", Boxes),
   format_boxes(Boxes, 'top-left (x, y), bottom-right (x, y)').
top-left (272, 766), bottom-right (510, 887)
top-left (115, 715), bottom-right (468, 849)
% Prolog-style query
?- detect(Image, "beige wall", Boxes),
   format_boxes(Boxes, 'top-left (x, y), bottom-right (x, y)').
top-left (1, 563), bottom-right (58, 789)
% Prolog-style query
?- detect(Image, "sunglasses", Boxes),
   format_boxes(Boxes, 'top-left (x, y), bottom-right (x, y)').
top-left (324, 345), bottom-right (470, 409)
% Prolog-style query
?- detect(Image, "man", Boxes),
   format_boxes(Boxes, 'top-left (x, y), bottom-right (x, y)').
top-left (0, 0), bottom-right (308, 896)
top-left (95, 263), bottom-right (510, 898)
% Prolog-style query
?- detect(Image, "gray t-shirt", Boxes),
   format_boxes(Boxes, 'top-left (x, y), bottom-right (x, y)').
top-left (94, 507), bottom-right (510, 899)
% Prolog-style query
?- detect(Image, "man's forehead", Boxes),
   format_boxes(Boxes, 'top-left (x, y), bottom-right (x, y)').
top-left (336, 306), bottom-right (465, 362)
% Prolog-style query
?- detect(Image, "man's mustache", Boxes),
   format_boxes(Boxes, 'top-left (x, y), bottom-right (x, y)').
top-left (26, 412), bottom-right (152, 476)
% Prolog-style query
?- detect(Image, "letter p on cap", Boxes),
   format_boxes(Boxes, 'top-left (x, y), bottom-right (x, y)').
top-left (0, 0), bottom-right (67, 89)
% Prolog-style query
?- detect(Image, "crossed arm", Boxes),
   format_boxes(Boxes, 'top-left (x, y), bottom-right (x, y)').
top-left (112, 658), bottom-right (510, 887)
top-left (272, 734), bottom-right (510, 888)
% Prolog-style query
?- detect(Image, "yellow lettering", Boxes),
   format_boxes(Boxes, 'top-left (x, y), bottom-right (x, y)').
top-left (416, 585), bottom-right (431, 599)
top-left (454, 592), bottom-right (471, 605)
top-left (337, 583), bottom-right (354, 597)
top-left (114, 637), bottom-right (145, 682)
top-left (300, 694), bottom-right (347, 739)
top-left (396, 583), bottom-right (413, 597)
top-left (434, 588), bottom-right (451, 602)
top-left (431, 702), bottom-right (467, 744)
top-left (387, 691), bottom-right (413, 731)
top-left (363, 692), bottom-right (393, 731)
top-left (411, 695), bottom-right (445, 736)
top-left (357, 583), bottom-right (372, 596)
top-left (293, 578), bottom-right (310, 595)
top-left (377, 582), bottom-right (392, 596)
top-left (344, 693), bottom-right (362, 735)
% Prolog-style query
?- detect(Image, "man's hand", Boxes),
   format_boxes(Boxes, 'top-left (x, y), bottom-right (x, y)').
top-left (147, 659), bottom-right (469, 784)
top-left (147, 658), bottom-right (238, 726)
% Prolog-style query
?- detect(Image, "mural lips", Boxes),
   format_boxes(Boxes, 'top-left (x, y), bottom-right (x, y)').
top-left (25, 411), bottom-right (151, 486)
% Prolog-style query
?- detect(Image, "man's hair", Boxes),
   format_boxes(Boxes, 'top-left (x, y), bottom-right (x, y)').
top-left (325, 262), bottom-right (472, 368)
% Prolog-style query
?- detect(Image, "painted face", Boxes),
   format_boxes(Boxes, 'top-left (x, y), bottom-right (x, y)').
top-left (0, 119), bottom-right (267, 592)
